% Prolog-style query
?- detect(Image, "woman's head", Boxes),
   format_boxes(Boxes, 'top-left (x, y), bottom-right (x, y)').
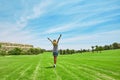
top-left (53, 39), bottom-right (57, 46)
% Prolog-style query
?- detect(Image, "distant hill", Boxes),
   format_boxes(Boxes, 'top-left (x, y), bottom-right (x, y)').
top-left (0, 42), bottom-right (33, 51)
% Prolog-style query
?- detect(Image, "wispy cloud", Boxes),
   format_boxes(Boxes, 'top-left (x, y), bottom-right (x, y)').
top-left (58, 30), bottom-right (120, 49)
top-left (17, 0), bottom-right (53, 29)
top-left (0, 0), bottom-right (53, 44)
top-left (62, 30), bottom-right (120, 43)
top-left (43, 16), bottom-right (114, 34)
top-left (43, 23), bottom-right (75, 34)
top-left (0, 0), bottom-right (120, 49)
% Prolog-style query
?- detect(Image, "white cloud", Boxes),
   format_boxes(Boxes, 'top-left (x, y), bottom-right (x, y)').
top-left (0, 23), bottom-right (34, 44)
top-left (62, 30), bottom-right (120, 43)
top-left (17, 0), bottom-right (53, 29)
top-left (43, 17), bottom-right (112, 35)
top-left (55, 30), bottom-right (120, 49)
top-left (41, 0), bottom-right (120, 35)
top-left (0, 0), bottom-right (53, 45)
top-left (0, 0), bottom-right (120, 50)
top-left (25, 0), bottom-right (52, 20)
top-left (43, 23), bottom-right (75, 34)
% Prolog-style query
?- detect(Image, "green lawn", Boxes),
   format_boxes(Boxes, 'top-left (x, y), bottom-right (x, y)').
top-left (0, 49), bottom-right (120, 80)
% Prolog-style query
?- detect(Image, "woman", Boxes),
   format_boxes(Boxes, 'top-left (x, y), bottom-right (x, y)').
top-left (47, 34), bottom-right (62, 68)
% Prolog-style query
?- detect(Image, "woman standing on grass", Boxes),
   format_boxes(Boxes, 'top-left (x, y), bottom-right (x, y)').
top-left (47, 34), bottom-right (62, 68)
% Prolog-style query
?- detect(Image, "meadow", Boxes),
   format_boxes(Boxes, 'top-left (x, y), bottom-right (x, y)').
top-left (0, 49), bottom-right (120, 80)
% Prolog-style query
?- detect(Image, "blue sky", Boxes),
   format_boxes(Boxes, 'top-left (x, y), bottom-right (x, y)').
top-left (0, 0), bottom-right (120, 50)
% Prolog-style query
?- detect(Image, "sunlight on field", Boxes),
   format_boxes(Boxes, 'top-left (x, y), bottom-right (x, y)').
top-left (0, 50), bottom-right (120, 80)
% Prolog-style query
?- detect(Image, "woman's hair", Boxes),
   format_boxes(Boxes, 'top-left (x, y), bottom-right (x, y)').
top-left (53, 40), bottom-right (57, 46)
top-left (53, 39), bottom-right (56, 42)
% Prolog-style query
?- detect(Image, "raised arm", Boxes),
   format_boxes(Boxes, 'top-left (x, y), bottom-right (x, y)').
top-left (57, 34), bottom-right (62, 43)
top-left (47, 38), bottom-right (52, 43)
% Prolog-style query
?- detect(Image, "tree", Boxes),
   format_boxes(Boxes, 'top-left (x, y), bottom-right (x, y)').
top-left (36, 48), bottom-right (45, 53)
top-left (98, 46), bottom-right (103, 53)
top-left (69, 50), bottom-right (72, 54)
top-left (104, 45), bottom-right (110, 50)
top-left (0, 44), bottom-right (1, 49)
top-left (0, 43), bottom-right (2, 52)
top-left (0, 50), bottom-right (6, 56)
top-left (59, 49), bottom-right (62, 55)
top-left (82, 49), bottom-right (86, 52)
top-left (95, 45), bottom-right (99, 53)
top-left (112, 42), bottom-right (119, 49)
top-left (27, 48), bottom-right (33, 55)
top-left (63, 50), bottom-right (66, 55)
top-left (27, 48), bottom-right (41, 55)
top-left (91, 46), bottom-right (94, 53)
top-left (81, 49), bottom-right (83, 53)
top-left (8, 48), bottom-right (22, 55)
top-left (66, 49), bottom-right (70, 54)
top-left (109, 45), bottom-right (113, 49)
top-left (71, 49), bottom-right (75, 54)
top-left (41, 49), bottom-right (46, 53)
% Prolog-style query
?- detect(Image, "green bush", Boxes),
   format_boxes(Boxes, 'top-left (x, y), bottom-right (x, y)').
top-left (8, 48), bottom-right (22, 55)
top-left (0, 50), bottom-right (6, 56)
top-left (27, 48), bottom-right (42, 55)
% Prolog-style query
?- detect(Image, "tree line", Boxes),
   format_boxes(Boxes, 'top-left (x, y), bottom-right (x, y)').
top-left (91, 42), bottom-right (120, 53)
top-left (59, 49), bottom-right (90, 55)
top-left (0, 42), bottom-right (120, 56)
top-left (0, 47), bottom-right (45, 56)
top-left (59, 42), bottom-right (120, 55)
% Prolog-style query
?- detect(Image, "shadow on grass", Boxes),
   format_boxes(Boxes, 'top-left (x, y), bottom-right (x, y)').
top-left (45, 66), bottom-right (54, 69)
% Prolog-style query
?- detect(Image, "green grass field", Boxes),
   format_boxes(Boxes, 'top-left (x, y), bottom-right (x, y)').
top-left (0, 50), bottom-right (120, 80)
